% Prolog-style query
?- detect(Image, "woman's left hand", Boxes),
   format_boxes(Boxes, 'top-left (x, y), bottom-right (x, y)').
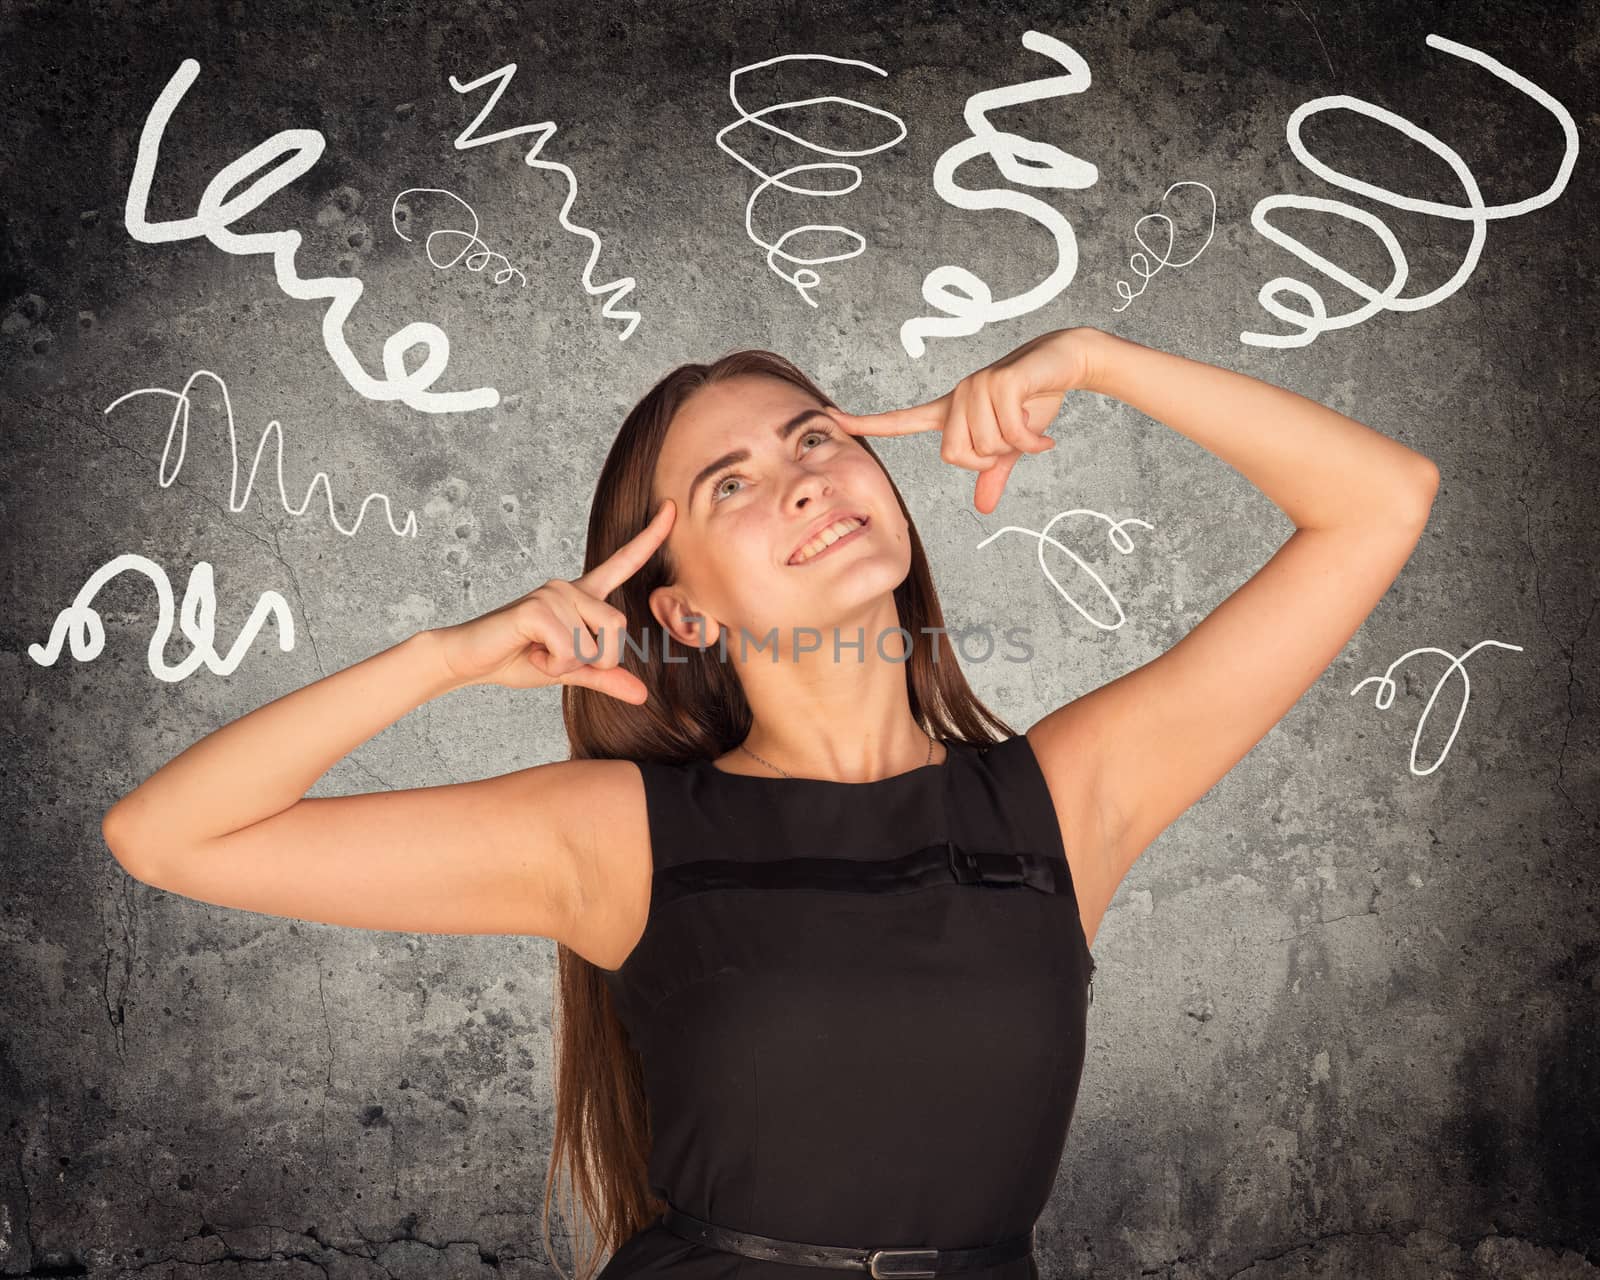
top-left (828, 327), bottom-right (1101, 514)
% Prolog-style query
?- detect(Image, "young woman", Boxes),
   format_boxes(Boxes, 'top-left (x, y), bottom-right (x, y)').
top-left (103, 326), bottom-right (1439, 1280)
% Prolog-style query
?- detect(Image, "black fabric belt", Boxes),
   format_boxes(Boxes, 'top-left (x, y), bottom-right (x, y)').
top-left (660, 1203), bottom-right (1035, 1277)
top-left (654, 839), bottom-right (1075, 909)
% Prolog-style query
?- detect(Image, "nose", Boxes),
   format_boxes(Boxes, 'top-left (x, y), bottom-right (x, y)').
top-left (786, 465), bottom-right (833, 511)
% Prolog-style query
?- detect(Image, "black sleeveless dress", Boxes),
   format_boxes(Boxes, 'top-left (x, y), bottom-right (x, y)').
top-left (595, 732), bottom-right (1095, 1279)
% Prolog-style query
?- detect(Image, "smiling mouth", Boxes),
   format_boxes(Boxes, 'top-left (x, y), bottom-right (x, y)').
top-left (788, 515), bottom-right (870, 566)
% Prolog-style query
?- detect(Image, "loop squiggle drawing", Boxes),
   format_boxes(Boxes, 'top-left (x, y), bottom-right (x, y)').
top-left (715, 53), bottom-right (908, 305)
top-left (1350, 639), bottom-right (1525, 776)
top-left (391, 188), bottom-right (528, 288)
top-left (1242, 33), bottom-right (1578, 348)
top-left (1112, 180), bottom-right (1218, 313)
top-left (975, 506), bottom-right (1154, 630)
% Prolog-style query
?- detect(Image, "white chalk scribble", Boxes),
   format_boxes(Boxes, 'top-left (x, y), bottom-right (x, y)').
top-left (902, 30), bottom-right (1099, 358)
top-left (715, 52), bottom-right (908, 305)
top-left (105, 369), bottom-right (418, 539)
top-left (974, 507), bottom-right (1154, 630)
top-left (124, 59), bottom-right (497, 414)
top-left (1112, 181), bottom-right (1218, 312)
top-left (448, 63), bottom-right (641, 339)
top-left (1243, 34), bottom-right (1578, 348)
top-left (392, 187), bottom-right (528, 287)
top-left (27, 555), bottom-right (296, 681)
top-left (1351, 639), bottom-right (1525, 776)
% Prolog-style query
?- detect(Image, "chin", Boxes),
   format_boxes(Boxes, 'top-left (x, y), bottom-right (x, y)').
top-left (797, 556), bottom-right (908, 617)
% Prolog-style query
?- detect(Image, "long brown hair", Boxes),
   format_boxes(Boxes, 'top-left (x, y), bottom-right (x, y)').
top-left (539, 349), bottom-right (1015, 1278)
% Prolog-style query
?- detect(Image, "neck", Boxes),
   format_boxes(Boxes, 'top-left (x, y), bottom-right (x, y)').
top-left (731, 594), bottom-right (935, 781)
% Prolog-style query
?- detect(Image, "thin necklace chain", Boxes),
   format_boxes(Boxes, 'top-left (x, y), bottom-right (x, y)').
top-left (738, 729), bottom-right (936, 780)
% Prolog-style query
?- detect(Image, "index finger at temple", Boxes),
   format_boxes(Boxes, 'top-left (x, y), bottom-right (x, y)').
top-left (831, 394), bottom-right (950, 437)
top-left (581, 500), bottom-right (674, 598)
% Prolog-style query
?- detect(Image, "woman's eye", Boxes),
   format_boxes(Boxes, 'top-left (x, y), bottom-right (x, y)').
top-left (711, 428), bottom-right (835, 504)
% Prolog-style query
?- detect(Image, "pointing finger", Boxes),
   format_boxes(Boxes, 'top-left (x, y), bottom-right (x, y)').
top-left (829, 393), bottom-right (951, 438)
top-left (581, 499), bottom-right (675, 599)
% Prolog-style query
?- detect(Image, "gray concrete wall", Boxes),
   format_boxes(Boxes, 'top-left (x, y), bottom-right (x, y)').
top-left (1, 0), bottom-right (1595, 1275)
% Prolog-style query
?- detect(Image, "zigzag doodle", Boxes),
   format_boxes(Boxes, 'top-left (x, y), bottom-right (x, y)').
top-left (448, 64), bottom-right (642, 340)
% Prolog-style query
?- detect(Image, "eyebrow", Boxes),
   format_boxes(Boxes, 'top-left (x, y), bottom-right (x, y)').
top-left (686, 407), bottom-right (832, 512)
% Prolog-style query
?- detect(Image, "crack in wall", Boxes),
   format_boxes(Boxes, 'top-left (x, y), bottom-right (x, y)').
top-left (1512, 484), bottom-right (1596, 828)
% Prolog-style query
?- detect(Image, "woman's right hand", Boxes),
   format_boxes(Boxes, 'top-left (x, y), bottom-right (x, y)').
top-left (431, 500), bottom-right (675, 702)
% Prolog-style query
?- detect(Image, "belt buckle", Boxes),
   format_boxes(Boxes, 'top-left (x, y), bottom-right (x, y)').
top-left (946, 841), bottom-right (1026, 887)
top-left (946, 840), bottom-right (979, 885)
top-left (868, 1247), bottom-right (939, 1278)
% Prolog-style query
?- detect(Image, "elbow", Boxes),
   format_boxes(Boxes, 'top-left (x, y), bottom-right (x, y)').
top-left (102, 803), bottom-right (162, 886)
top-left (1399, 457), bottom-right (1441, 526)
top-left (1413, 456), bottom-right (1442, 495)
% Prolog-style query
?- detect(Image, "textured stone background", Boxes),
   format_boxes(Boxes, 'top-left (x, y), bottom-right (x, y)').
top-left (2, 0), bottom-right (1595, 1276)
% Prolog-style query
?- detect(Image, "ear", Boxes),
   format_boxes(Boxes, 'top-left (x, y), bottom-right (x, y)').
top-left (648, 585), bottom-right (723, 650)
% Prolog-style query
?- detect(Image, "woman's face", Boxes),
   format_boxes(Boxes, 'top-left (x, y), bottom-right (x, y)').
top-left (649, 372), bottom-right (912, 649)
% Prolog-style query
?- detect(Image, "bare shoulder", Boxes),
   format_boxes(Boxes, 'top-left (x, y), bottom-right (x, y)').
top-left (558, 756), bottom-right (654, 972)
top-left (1022, 709), bottom-right (1119, 951)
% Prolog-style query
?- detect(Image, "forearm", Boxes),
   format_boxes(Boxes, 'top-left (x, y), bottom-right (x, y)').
top-left (105, 630), bottom-right (461, 850)
top-left (1080, 328), bottom-right (1439, 530)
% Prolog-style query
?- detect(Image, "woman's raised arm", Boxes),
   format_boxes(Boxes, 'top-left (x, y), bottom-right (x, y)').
top-left (104, 630), bottom-right (462, 858)
top-left (100, 500), bottom-right (675, 941)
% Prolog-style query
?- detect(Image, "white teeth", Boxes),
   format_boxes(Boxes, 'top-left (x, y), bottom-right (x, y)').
top-left (792, 516), bottom-right (864, 564)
